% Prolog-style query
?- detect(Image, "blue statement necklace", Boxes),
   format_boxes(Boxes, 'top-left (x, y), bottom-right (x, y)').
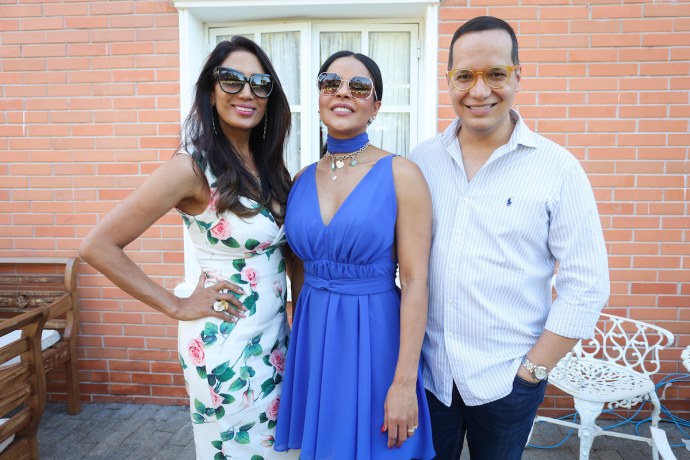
top-left (325, 132), bottom-right (370, 181)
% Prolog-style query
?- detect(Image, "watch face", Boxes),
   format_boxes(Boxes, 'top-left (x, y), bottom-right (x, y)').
top-left (534, 366), bottom-right (548, 380)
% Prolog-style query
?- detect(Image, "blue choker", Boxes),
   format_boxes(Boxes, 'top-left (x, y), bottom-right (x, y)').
top-left (326, 132), bottom-right (369, 153)
top-left (324, 132), bottom-right (370, 181)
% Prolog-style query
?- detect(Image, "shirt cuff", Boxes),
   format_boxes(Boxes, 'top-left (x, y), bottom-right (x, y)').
top-left (545, 298), bottom-right (603, 340)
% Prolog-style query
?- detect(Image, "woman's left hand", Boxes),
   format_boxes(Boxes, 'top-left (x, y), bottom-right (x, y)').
top-left (382, 381), bottom-right (419, 448)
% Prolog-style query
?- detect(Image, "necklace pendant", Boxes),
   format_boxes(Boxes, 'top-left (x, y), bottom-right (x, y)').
top-left (350, 159), bottom-right (357, 167)
top-left (332, 174), bottom-right (337, 181)
top-left (335, 159), bottom-right (345, 169)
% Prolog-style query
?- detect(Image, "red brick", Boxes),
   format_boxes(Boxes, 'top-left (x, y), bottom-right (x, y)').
top-left (592, 34), bottom-right (642, 47)
top-left (21, 17), bottom-right (64, 31)
top-left (110, 384), bottom-right (150, 396)
top-left (134, 1), bottom-right (177, 14)
top-left (90, 1), bottom-right (134, 15)
top-left (67, 43), bottom-right (108, 56)
top-left (591, 4), bottom-right (643, 19)
top-left (46, 57), bottom-right (89, 71)
top-left (91, 56), bottom-right (135, 70)
top-left (65, 15), bottom-right (108, 30)
top-left (620, 47), bottom-right (671, 62)
top-left (90, 29), bottom-right (136, 43)
top-left (643, 33), bottom-right (690, 47)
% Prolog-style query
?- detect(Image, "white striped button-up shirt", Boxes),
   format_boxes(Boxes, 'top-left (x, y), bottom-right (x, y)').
top-left (410, 111), bottom-right (609, 406)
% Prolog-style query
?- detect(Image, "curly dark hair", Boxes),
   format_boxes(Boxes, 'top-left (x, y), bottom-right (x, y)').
top-left (180, 36), bottom-right (292, 224)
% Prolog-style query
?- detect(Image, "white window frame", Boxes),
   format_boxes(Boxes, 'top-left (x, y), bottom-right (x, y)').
top-left (172, 0), bottom-right (439, 295)
top-left (210, 22), bottom-right (419, 168)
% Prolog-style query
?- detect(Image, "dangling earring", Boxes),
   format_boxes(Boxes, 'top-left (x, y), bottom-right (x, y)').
top-left (262, 112), bottom-right (268, 141)
top-left (211, 111), bottom-right (218, 136)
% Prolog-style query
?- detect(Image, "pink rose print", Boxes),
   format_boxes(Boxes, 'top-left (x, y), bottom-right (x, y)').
top-left (208, 188), bottom-right (219, 212)
top-left (210, 218), bottom-right (232, 240)
top-left (269, 349), bottom-right (285, 373)
top-left (209, 386), bottom-right (223, 409)
top-left (256, 242), bottom-right (271, 253)
top-left (266, 396), bottom-right (280, 421)
top-left (187, 338), bottom-right (205, 367)
top-left (205, 270), bottom-right (224, 285)
top-left (241, 266), bottom-right (259, 288)
top-left (241, 388), bottom-right (254, 408)
top-left (261, 435), bottom-right (275, 448)
top-left (272, 280), bottom-right (283, 298)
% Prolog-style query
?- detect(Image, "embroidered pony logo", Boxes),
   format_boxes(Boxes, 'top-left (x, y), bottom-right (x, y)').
top-left (506, 198), bottom-right (513, 207)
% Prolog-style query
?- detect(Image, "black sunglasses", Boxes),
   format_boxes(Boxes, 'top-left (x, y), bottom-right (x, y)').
top-left (213, 66), bottom-right (273, 99)
top-left (317, 72), bottom-right (376, 100)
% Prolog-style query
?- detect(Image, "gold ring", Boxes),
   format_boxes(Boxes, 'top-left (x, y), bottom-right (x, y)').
top-left (213, 300), bottom-right (229, 312)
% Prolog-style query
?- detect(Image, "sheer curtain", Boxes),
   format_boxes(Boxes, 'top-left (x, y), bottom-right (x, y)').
top-left (320, 32), bottom-right (362, 62)
top-left (369, 32), bottom-right (410, 156)
top-left (261, 32), bottom-right (301, 175)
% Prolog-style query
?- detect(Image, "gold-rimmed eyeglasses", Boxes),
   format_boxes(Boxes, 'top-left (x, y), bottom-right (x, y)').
top-left (447, 65), bottom-right (521, 91)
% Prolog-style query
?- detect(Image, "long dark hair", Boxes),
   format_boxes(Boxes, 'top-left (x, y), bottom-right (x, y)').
top-left (317, 51), bottom-right (383, 156)
top-left (180, 36), bottom-right (291, 223)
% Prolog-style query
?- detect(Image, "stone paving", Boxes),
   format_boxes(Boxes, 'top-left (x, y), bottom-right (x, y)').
top-left (38, 402), bottom-right (690, 459)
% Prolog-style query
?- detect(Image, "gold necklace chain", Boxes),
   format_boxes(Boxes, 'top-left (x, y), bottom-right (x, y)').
top-left (324, 142), bottom-right (370, 181)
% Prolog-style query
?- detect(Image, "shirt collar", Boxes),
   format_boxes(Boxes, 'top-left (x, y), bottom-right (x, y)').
top-left (441, 109), bottom-right (539, 153)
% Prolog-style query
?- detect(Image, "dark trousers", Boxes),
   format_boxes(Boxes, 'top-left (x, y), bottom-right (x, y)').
top-left (426, 376), bottom-right (546, 460)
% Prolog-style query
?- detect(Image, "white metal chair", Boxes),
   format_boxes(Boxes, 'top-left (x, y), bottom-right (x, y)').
top-left (532, 313), bottom-right (675, 460)
top-left (681, 346), bottom-right (690, 373)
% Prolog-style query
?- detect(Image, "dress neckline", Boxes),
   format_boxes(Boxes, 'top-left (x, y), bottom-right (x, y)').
top-left (314, 154), bottom-right (393, 228)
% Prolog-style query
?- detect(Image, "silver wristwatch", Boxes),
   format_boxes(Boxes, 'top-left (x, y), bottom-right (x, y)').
top-left (521, 356), bottom-right (548, 381)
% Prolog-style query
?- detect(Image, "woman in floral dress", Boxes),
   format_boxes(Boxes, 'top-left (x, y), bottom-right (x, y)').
top-left (80, 37), bottom-right (299, 459)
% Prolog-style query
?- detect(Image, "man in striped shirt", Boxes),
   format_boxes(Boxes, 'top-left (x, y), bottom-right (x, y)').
top-left (409, 16), bottom-right (610, 459)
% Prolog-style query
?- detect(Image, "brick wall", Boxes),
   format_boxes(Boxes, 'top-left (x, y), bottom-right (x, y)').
top-left (0, 0), bottom-right (186, 405)
top-left (1, 0), bottom-right (689, 415)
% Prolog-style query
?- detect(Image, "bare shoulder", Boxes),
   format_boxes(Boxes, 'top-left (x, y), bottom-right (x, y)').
top-left (391, 155), bottom-right (431, 209)
top-left (169, 151), bottom-right (199, 174)
top-left (391, 155), bottom-right (427, 186)
top-left (160, 152), bottom-right (206, 188)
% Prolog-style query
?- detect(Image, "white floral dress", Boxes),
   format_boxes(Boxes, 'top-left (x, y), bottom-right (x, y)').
top-left (177, 164), bottom-right (298, 460)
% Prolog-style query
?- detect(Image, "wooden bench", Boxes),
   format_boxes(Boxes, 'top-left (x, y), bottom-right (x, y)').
top-left (0, 303), bottom-right (50, 459)
top-left (0, 258), bottom-right (80, 415)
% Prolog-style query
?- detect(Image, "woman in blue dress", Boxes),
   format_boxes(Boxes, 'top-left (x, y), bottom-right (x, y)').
top-left (274, 51), bottom-right (435, 459)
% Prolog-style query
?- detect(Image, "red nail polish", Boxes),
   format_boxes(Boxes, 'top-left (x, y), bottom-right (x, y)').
top-left (380, 424), bottom-right (385, 432)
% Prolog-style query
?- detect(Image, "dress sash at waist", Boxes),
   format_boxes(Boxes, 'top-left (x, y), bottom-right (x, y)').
top-left (303, 273), bottom-right (396, 295)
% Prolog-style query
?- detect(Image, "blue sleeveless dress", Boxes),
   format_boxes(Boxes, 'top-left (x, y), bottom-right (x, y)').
top-left (274, 155), bottom-right (435, 459)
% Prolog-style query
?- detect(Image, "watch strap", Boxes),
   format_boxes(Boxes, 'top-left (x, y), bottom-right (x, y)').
top-left (521, 356), bottom-right (547, 381)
